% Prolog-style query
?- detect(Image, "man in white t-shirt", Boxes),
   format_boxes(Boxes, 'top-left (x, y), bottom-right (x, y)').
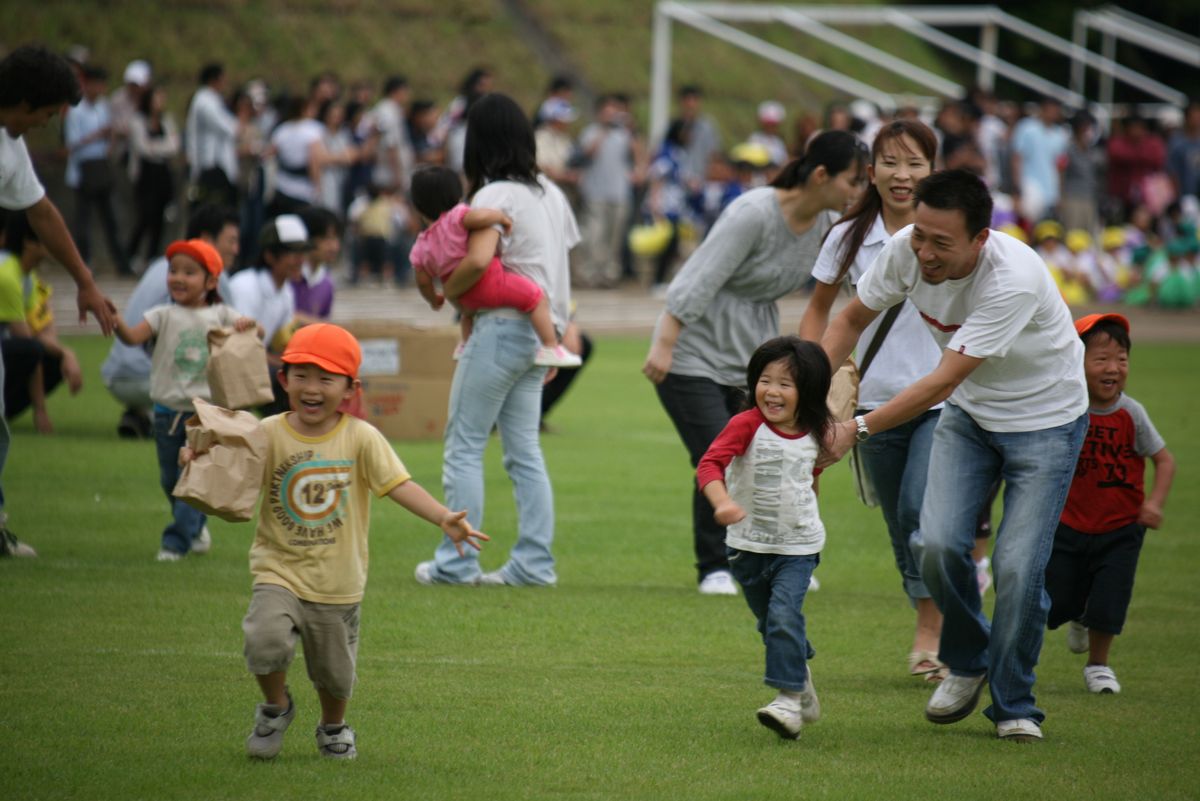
top-left (821, 170), bottom-right (1088, 743)
top-left (0, 45), bottom-right (118, 557)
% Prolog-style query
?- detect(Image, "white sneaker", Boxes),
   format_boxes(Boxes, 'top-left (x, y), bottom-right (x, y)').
top-left (1083, 664), bottom-right (1121, 694)
top-left (756, 695), bottom-right (803, 739)
top-left (316, 723), bottom-right (357, 759)
top-left (1066, 620), bottom-right (1089, 654)
top-left (156, 549), bottom-right (183, 562)
top-left (975, 556), bottom-right (992, 595)
top-left (698, 570), bottom-right (738, 596)
top-left (246, 693), bottom-right (295, 759)
top-left (808, 574), bottom-right (820, 591)
top-left (533, 344), bottom-right (582, 368)
top-left (925, 672), bottom-right (987, 724)
top-left (451, 342), bottom-right (465, 361)
top-left (191, 526), bottom-right (212, 555)
top-left (798, 666), bottom-right (820, 723)
top-left (996, 717), bottom-right (1043, 742)
top-left (477, 569), bottom-right (509, 586)
top-left (414, 560), bottom-right (441, 585)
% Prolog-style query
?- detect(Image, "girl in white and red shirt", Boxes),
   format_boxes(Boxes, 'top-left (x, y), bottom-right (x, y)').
top-left (697, 335), bottom-right (833, 740)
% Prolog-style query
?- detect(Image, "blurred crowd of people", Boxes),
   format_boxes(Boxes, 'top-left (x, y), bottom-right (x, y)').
top-left (33, 49), bottom-right (1200, 310)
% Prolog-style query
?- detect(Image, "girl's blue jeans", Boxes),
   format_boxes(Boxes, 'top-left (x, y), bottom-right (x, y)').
top-left (154, 408), bottom-right (206, 555)
top-left (728, 548), bottom-right (818, 692)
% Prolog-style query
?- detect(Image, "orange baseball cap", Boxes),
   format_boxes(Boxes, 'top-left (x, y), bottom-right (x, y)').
top-left (281, 323), bottom-right (362, 379)
top-left (165, 238), bottom-right (224, 276)
top-left (1074, 312), bottom-right (1130, 337)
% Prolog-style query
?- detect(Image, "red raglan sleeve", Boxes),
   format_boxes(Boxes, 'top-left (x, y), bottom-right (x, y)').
top-left (696, 410), bottom-right (762, 490)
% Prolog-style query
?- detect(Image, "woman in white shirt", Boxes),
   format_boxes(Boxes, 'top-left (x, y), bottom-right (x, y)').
top-left (414, 93), bottom-right (578, 587)
top-left (798, 120), bottom-right (947, 680)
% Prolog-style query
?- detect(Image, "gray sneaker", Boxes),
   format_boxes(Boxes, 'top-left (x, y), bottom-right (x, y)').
top-left (798, 666), bottom-right (821, 723)
top-left (316, 723), bottom-right (357, 759)
top-left (925, 672), bottom-right (987, 724)
top-left (0, 527), bottom-right (37, 558)
top-left (1066, 620), bottom-right (1089, 654)
top-left (246, 692), bottom-right (294, 759)
top-left (191, 526), bottom-right (212, 555)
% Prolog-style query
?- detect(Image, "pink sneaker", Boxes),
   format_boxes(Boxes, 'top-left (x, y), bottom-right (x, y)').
top-left (534, 344), bottom-right (582, 368)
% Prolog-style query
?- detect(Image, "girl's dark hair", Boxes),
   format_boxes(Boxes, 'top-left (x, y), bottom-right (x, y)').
top-left (829, 120), bottom-right (937, 282)
top-left (410, 166), bottom-right (465, 221)
top-left (770, 129), bottom-right (867, 190)
top-left (462, 93), bottom-right (539, 198)
top-left (664, 118), bottom-right (691, 148)
top-left (0, 45), bottom-right (81, 108)
top-left (746, 336), bottom-right (834, 452)
top-left (137, 83), bottom-right (161, 117)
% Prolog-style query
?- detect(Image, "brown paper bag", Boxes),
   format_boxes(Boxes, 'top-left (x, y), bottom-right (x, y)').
top-left (173, 398), bottom-right (268, 522)
top-left (826, 358), bottom-right (860, 423)
top-left (207, 327), bottom-right (275, 410)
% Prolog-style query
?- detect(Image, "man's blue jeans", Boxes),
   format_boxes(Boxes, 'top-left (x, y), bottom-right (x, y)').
top-left (728, 548), bottom-right (818, 692)
top-left (430, 315), bottom-right (556, 586)
top-left (857, 408), bottom-right (940, 603)
top-left (917, 403), bottom-right (1087, 724)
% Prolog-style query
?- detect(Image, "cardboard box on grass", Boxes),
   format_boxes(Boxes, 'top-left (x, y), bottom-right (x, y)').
top-left (344, 321), bottom-right (459, 440)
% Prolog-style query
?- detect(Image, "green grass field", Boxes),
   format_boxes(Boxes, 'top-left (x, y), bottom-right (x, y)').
top-left (2, 334), bottom-right (1198, 801)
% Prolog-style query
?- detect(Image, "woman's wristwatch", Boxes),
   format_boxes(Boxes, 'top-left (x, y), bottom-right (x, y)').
top-left (854, 415), bottom-right (870, 442)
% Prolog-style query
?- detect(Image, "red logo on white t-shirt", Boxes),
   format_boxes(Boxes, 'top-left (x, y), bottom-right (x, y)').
top-left (919, 310), bottom-right (962, 333)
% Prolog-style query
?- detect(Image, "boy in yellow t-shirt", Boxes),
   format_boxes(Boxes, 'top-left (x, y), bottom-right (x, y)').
top-left (191, 323), bottom-right (487, 761)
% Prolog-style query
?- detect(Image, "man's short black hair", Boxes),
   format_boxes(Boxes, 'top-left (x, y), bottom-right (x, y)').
top-left (0, 45), bottom-right (81, 109)
top-left (186, 204), bottom-right (239, 240)
top-left (81, 63), bottom-right (108, 82)
top-left (299, 205), bottom-right (341, 240)
top-left (198, 63), bottom-right (224, 86)
top-left (383, 75), bottom-right (408, 96)
top-left (914, 170), bottom-right (994, 238)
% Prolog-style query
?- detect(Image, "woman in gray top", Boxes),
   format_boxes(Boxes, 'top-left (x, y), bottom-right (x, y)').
top-left (642, 130), bottom-right (867, 596)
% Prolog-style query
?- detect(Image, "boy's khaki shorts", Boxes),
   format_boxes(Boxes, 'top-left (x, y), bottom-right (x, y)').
top-left (242, 583), bottom-right (360, 700)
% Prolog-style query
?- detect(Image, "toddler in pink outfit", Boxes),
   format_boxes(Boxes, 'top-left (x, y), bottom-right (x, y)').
top-left (408, 166), bottom-right (580, 367)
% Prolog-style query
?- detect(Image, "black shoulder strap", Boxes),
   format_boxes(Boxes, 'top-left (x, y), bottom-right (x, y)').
top-left (858, 301), bottom-right (904, 379)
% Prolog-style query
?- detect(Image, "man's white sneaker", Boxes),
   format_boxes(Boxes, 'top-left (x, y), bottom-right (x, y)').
top-left (1083, 664), bottom-right (1121, 694)
top-left (246, 693), bottom-right (295, 759)
top-left (316, 723), bottom-right (357, 759)
top-left (996, 718), bottom-right (1043, 743)
top-left (191, 526), bottom-right (212, 555)
top-left (477, 569), bottom-right (509, 586)
top-left (925, 672), bottom-right (987, 724)
top-left (414, 560), bottom-right (442, 585)
top-left (0, 528), bottom-right (36, 558)
top-left (451, 342), bottom-right (465, 361)
top-left (156, 549), bottom-right (183, 562)
top-left (808, 574), bottom-right (820, 591)
top-left (533, 344), bottom-right (582, 368)
top-left (698, 570), bottom-right (738, 596)
top-left (757, 695), bottom-right (803, 739)
top-left (1066, 620), bottom-right (1089, 654)
top-left (798, 666), bottom-right (820, 723)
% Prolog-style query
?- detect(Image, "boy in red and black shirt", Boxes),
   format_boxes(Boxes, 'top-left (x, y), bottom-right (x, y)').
top-left (1045, 313), bottom-right (1175, 695)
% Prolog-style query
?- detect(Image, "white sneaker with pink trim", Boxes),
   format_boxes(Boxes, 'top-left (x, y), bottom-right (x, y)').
top-left (534, 344), bottom-right (582, 368)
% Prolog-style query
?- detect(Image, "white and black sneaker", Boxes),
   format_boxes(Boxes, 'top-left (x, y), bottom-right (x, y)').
top-left (246, 691), bottom-right (295, 759)
top-left (316, 723), bottom-right (357, 759)
top-left (0, 527), bottom-right (36, 558)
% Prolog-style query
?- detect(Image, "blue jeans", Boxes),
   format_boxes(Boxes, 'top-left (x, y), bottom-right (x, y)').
top-left (728, 548), bottom-right (818, 692)
top-left (857, 408), bottom-right (940, 603)
top-left (918, 404), bottom-right (1087, 724)
top-left (429, 315), bottom-right (556, 585)
top-left (154, 409), bottom-right (207, 554)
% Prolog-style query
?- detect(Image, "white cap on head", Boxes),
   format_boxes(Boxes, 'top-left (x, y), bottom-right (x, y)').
top-left (261, 214), bottom-right (310, 251)
top-left (124, 60), bottom-right (151, 87)
top-left (757, 100), bottom-right (785, 124)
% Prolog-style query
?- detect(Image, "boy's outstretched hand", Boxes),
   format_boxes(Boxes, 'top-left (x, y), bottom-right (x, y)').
top-left (440, 510), bottom-right (489, 555)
